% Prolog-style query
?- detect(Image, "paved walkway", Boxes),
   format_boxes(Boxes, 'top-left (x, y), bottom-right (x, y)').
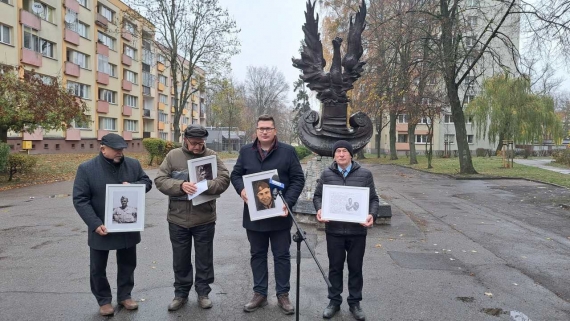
top-left (513, 158), bottom-right (570, 174)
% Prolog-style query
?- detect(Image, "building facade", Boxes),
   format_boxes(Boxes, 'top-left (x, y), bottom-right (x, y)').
top-left (0, 0), bottom-right (206, 154)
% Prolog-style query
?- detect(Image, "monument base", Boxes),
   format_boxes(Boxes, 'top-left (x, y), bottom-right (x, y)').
top-left (292, 156), bottom-right (392, 225)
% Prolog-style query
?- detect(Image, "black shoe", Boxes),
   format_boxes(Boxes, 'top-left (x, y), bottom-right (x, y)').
top-left (349, 303), bottom-right (365, 320)
top-left (323, 303), bottom-right (340, 319)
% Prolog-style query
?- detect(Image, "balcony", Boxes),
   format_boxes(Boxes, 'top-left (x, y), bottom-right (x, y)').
top-left (122, 54), bottom-right (132, 66)
top-left (143, 109), bottom-right (155, 118)
top-left (97, 100), bottom-right (109, 113)
top-left (158, 83), bottom-right (165, 91)
top-left (64, 62), bottom-right (80, 77)
top-left (396, 142), bottom-right (410, 150)
top-left (64, 29), bottom-right (80, 45)
top-left (121, 28), bottom-right (132, 41)
top-left (142, 86), bottom-right (153, 97)
top-left (21, 49), bottom-right (42, 67)
top-left (157, 62), bottom-right (165, 72)
top-left (97, 72), bottom-right (109, 85)
top-left (23, 128), bottom-right (43, 141)
top-left (182, 109), bottom-right (188, 115)
top-left (96, 43), bottom-right (109, 56)
top-left (158, 121), bottom-right (165, 130)
top-left (396, 123), bottom-right (408, 132)
top-left (20, 9), bottom-right (41, 30)
top-left (97, 130), bottom-right (109, 140)
top-left (65, 0), bottom-right (80, 12)
top-left (122, 131), bottom-right (133, 141)
top-left (143, 131), bottom-right (151, 138)
top-left (158, 102), bottom-right (166, 111)
top-left (122, 105), bottom-right (132, 116)
top-left (95, 13), bottom-right (109, 28)
top-left (122, 79), bottom-right (132, 91)
top-left (65, 128), bottom-right (81, 141)
top-left (171, 107), bottom-right (176, 114)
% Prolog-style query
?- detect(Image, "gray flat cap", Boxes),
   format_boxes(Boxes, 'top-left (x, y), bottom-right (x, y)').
top-left (101, 133), bottom-right (128, 149)
top-left (184, 124), bottom-right (209, 138)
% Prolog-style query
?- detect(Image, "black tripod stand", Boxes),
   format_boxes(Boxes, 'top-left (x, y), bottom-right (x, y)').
top-left (276, 190), bottom-right (331, 321)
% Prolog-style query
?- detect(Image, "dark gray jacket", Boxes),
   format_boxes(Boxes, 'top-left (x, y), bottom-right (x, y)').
top-left (73, 153), bottom-right (152, 250)
top-left (313, 161), bottom-right (379, 236)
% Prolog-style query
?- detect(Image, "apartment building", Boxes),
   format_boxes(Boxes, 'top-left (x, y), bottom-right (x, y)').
top-left (371, 0), bottom-right (520, 155)
top-left (0, 0), bottom-right (205, 154)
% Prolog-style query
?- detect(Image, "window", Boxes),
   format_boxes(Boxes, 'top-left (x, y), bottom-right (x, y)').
top-left (159, 75), bottom-right (168, 85)
top-left (159, 94), bottom-right (168, 104)
top-left (123, 21), bottom-right (136, 34)
top-left (67, 81), bottom-right (90, 99)
top-left (465, 115), bottom-right (473, 124)
top-left (124, 94), bottom-right (138, 108)
top-left (124, 70), bottom-right (138, 84)
top-left (157, 54), bottom-right (166, 64)
top-left (397, 134), bottom-right (408, 143)
top-left (182, 117), bottom-right (189, 124)
top-left (444, 114), bottom-right (454, 123)
top-left (159, 131), bottom-right (168, 140)
top-left (23, 26), bottom-right (39, 52)
top-left (397, 114), bottom-right (407, 124)
top-left (39, 39), bottom-right (55, 58)
top-left (444, 134), bottom-right (455, 144)
top-left (159, 112), bottom-right (168, 123)
top-left (415, 135), bottom-right (429, 143)
top-left (468, 16), bottom-right (478, 27)
top-left (99, 89), bottom-right (117, 104)
top-left (467, 135), bottom-right (474, 144)
top-left (171, 97), bottom-right (179, 106)
top-left (65, 9), bottom-right (78, 32)
top-left (421, 98), bottom-right (432, 105)
top-left (99, 117), bottom-right (116, 130)
top-left (142, 63), bottom-right (150, 72)
top-left (142, 72), bottom-right (154, 87)
top-left (1, 0), bottom-right (10, 4)
top-left (77, 0), bottom-right (87, 8)
top-left (124, 119), bottom-right (138, 132)
top-left (67, 50), bottom-right (89, 69)
top-left (97, 32), bottom-right (115, 50)
top-left (142, 49), bottom-right (153, 65)
top-left (0, 24), bottom-right (10, 45)
top-left (23, 0), bottom-right (55, 23)
top-left (77, 21), bottom-right (89, 38)
top-left (98, 4), bottom-right (114, 21)
top-left (97, 54), bottom-right (109, 74)
top-left (124, 45), bottom-right (136, 59)
top-left (72, 116), bottom-right (91, 129)
top-left (465, 95), bottom-right (475, 105)
top-left (466, 0), bottom-right (479, 7)
top-left (419, 117), bottom-right (431, 124)
top-left (109, 63), bottom-right (117, 77)
top-left (465, 36), bottom-right (477, 48)
top-left (465, 75), bottom-right (476, 88)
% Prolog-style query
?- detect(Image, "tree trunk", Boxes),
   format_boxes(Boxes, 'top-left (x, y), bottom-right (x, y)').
top-left (357, 150), bottom-right (365, 159)
top-left (389, 112), bottom-right (398, 160)
top-left (376, 116), bottom-right (382, 158)
top-left (173, 111), bottom-right (182, 142)
top-left (0, 126), bottom-right (7, 144)
top-left (408, 123), bottom-right (418, 165)
top-left (495, 132), bottom-right (505, 155)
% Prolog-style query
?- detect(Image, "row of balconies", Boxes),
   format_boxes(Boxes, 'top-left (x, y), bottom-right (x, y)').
top-left (22, 128), bottom-right (135, 142)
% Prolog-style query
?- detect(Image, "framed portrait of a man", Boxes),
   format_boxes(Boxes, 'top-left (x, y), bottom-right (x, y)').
top-left (188, 155), bottom-right (219, 205)
top-left (104, 184), bottom-right (146, 232)
top-left (321, 185), bottom-right (369, 224)
top-left (242, 170), bottom-right (284, 221)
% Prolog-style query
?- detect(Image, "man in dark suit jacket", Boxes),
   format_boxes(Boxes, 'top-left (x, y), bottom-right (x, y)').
top-left (231, 114), bottom-right (305, 315)
top-left (73, 133), bottom-right (152, 316)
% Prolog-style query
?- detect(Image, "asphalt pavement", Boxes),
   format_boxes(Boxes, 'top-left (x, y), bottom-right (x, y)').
top-left (1, 160), bottom-right (570, 321)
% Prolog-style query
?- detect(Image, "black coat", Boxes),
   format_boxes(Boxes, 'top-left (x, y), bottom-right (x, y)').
top-left (230, 140), bottom-right (305, 232)
top-left (313, 161), bottom-right (379, 236)
top-left (73, 153), bottom-right (152, 250)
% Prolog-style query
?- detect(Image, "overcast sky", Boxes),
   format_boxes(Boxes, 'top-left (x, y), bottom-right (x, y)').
top-left (217, 0), bottom-right (570, 102)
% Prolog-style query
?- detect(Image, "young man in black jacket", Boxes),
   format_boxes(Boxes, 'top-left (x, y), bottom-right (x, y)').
top-left (230, 114), bottom-right (305, 315)
top-left (313, 140), bottom-right (379, 321)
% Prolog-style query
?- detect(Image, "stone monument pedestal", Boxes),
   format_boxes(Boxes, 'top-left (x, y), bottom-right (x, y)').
top-left (292, 156), bottom-right (392, 226)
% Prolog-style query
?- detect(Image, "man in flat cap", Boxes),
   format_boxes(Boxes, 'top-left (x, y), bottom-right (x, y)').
top-left (155, 124), bottom-right (230, 311)
top-left (73, 133), bottom-right (152, 316)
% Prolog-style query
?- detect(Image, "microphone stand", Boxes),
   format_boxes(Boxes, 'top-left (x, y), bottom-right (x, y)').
top-left (275, 190), bottom-right (331, 321)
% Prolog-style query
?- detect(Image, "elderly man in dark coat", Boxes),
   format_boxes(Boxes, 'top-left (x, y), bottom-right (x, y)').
top-left (230, 114), bottom-right (305, 315)
top-left (73, 133), bottom-right (152, 316)
top-left (313, 140), bottom-right (379, 321)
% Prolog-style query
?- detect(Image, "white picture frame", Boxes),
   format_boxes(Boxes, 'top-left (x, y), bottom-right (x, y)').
top-left (243, 169), bottom-right (285, 221)
top-left (187, 155), bottom-right (219, 205)
top-left (321, 185), bottom-right (369, 224)
top-left (104, 184), bottom-right (146, 232)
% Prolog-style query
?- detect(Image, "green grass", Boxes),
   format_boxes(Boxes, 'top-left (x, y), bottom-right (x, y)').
top-left (358, 154), bottom-right (570, 188)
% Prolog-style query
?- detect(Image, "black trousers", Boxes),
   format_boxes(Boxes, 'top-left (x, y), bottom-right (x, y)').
top-left (246, 228), bottom-right (291, 297)
top-left (89, 246), bottom-right (137, 306)
top-left (326, 234), bottom-right (366, 306)
top-left (169, 222), bottom-right (215, 298)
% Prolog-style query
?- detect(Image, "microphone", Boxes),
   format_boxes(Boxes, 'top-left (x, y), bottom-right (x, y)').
top-left (269, 174), bottom-right (285, 200)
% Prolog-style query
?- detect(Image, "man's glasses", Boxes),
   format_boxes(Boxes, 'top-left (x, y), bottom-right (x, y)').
top-left (256, 127), bottom-right (275, 133)
top-left (187, 140), bottom-right (205, 147)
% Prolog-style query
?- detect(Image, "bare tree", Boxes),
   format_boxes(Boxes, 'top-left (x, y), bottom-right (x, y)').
top-left (245, 66), bottom-right (290, 117)
top-left (125, 0), bottom-right (240, 141)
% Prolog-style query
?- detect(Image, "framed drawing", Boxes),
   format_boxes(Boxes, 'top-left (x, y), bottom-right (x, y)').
top-left (321, 185), bottom-right (369, 224)
top-left (243, 169), bottom-right (285, 221)
top-left (104, 184), bottom-right (146, 232)
top-left (188, 155), bottom-right (219, 205)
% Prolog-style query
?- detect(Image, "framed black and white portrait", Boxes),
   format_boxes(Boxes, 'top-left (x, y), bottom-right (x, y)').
top-left (321, 185), bottom-right (369, 224)
top-left (104, 184), bottom-right (146, 232)
top-left (188, 155), bottom-right (218, 205)
top-left (243, 170), bottom-right (284, 221)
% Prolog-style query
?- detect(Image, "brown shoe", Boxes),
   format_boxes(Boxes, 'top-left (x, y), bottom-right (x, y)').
top-left (243, 292), bottom-right (268, 312)
top-left (119, 298), bottom-right (138, 310)
top-left (198, 295), bottom-right (213, 309)
top-left (168, 297), bottom-right (188, 311)
top-left (99, 303), bottom-right (114, 316)
top-left (277, 293), bottom-right (294, 315)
